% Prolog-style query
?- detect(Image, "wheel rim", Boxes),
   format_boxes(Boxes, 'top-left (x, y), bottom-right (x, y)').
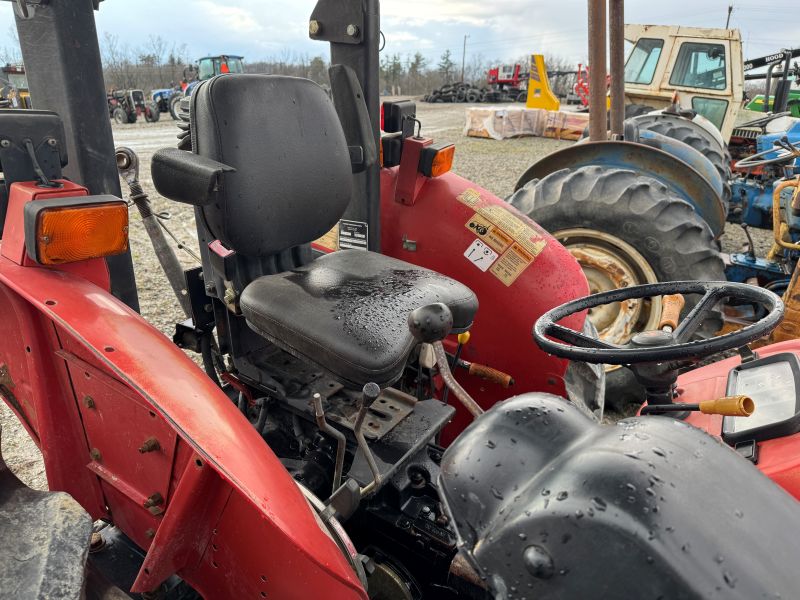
top-left (554, 228), bottom-right (663, 348)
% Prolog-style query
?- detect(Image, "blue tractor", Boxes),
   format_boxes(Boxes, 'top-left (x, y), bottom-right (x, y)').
top-left (726, 116), bottom-right (800, 293)
top-left (509, 105), bottom-right (800, 409)
top-left (150, 85), bottom-right (180, 119)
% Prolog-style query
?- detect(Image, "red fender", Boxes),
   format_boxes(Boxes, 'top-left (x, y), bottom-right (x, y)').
top-left (379, 159), bottom-right (589, 442)
top-left (0, 255), bottom-right (366, 599)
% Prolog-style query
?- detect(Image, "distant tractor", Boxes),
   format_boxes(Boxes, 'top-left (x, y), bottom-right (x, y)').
top-left (509, 22), bottom-right (800, 407)
top-left (0, 64), bottom-right (31, 108)
top-left (107, 89), bottom-right (160, 124)
top-left (151, 85), bottom-right (180, 119)
top-left (168, 54), bottom-right (244, 119)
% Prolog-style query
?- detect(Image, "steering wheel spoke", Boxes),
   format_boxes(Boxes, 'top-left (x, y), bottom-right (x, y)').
top-left (673, 288), bottom-right (726, 343)
top-left (545, 323), bottom-right (619, 350)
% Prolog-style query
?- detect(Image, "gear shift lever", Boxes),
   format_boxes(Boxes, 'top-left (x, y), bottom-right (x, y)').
top-left (408, 304), bottom-right (484, 418)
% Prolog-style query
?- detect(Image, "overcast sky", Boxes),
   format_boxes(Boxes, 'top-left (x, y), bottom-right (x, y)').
top-left (0, 1), bottom-right (796, 67)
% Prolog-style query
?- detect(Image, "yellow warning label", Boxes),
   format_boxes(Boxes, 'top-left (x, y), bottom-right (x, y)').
top-left (457, 188), bottom-right (547, 285)
top-left (314, 225), bottom-right (339, 251)
top-left (465, 213), bottom-right (513, 253)
top-left (491, 243), bottom-right (535, 286)
top-left (457, 188), bottom-right (481, 207)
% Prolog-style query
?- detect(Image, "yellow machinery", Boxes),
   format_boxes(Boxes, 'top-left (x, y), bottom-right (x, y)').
top-left (526, 54), bottom-right (560, 111)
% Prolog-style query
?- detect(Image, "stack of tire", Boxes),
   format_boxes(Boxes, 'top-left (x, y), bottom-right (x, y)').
top-left (422, 82), bottom-right (484, 103)
top-left (422, 83), bottom-right (531, 103)
top-left (507, 110), bottom-right (730, 410)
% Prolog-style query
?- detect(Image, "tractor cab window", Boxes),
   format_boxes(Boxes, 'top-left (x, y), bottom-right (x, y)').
top-left (6, 73), bottom-right (26, 89)
top-left (624, 38), bottom-right (663, 85)
top-left (669, 42), bottom-right (727, 91)
top-left (198, 56), bottom-right (245, 81)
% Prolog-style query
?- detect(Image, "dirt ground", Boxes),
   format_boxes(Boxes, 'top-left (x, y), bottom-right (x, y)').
top-left (0, 100), bottom-right (768, 490)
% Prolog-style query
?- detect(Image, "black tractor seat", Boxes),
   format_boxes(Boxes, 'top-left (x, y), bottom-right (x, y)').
top-left (241, 250), bottom-right (476, 388)
top-left (152, 72), bottom-right (477, 389)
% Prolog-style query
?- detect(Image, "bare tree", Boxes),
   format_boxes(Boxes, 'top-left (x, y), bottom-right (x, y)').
top-left (0, 26), bottom-right (22, 65)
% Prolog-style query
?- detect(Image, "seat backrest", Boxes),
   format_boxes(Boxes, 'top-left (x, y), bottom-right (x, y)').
top-left (189, 74), bottom-right (353, 257)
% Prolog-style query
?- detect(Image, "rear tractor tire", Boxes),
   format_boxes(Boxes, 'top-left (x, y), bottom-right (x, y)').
top-left (629, 113), bottom-right (731, 208)
top-left (624, 103), bottom-right (655, 119)
top-left (112, 107), bottom-right (127, 125)
top-left (508, 165), bottom-right (725, 411)
top-left (169, 93), bottom-right (183, 120)
top-left (145, 101), bottom-right (160, 123)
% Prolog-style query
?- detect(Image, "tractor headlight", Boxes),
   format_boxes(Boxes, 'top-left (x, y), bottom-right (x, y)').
top-left (723, 353), bottom-right (800, 443)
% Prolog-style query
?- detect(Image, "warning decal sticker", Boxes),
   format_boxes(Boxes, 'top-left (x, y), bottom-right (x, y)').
top-left (491, 242), bottom-right (534, 286)
top-left (314, 224), bottom-right (339, 251)
top-left (458, 188), bottom-right (547, 286)
top-left (463, 239), bottom-right (499, 272)
top-left (465, 213), bottom-right (513, 254)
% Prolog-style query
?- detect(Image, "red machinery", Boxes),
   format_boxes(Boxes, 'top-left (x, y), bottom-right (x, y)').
top-left (574, 63), bottom-right (590, 106)
top-left (485, 63), bottom-right (529, 102)
top-left (3, 1), bottom-right (800, 599)
top-left (572, 63), bottom-right (610, 107)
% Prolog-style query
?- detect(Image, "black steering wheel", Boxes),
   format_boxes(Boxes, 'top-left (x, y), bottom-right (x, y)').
top-left (534, 281), bottom-right (783, 366)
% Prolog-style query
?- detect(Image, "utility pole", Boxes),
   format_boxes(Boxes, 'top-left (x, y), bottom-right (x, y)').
top-left (725, 4), bottom-right (733, 28)
top-left (461, 34), bottom-right (470, 82)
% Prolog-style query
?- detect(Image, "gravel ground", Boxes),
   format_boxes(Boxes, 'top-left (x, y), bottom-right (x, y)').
top-left (0, 100), bottom-right (767, 490)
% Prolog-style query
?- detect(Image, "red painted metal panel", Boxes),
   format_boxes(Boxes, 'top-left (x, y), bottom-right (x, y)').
top-left (61, 348), bottom-right (178, 508)
top-left (0, 284), bottom-right (107, 516)
top-left (380, 167), bottom-right (589, 442)
top-left (676, 339), bottom-right (800, 499)
top-left (184, 490), bottom-right (365, 600)
top-left (132, 454), bottom-right (228, 593)
top-left (0, 257), bottom-right (366, 598)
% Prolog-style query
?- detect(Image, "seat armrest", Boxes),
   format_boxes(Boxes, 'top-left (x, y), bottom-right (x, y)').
top-left (151, 147), bottom-right (235, 206)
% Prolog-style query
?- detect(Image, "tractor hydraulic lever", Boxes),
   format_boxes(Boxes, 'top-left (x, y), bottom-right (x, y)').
top-left (354, 383), bottom-right (383, 496)
top-left (312, 392), bottom-right (346, 496)
top-left (115, 147), bottom-right (192, 318)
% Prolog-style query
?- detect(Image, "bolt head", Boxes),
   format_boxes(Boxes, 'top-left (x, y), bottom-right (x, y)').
top-left (47, 138), bottom-right (57, 147)
top-left (346, 24), bottom-right (360, 37)
top-left (0, 139), bottom-right (10, 148)
top-left (89, 532), bottom-right (106, 553)
top-left (309, 19), bottom-right (321, 35)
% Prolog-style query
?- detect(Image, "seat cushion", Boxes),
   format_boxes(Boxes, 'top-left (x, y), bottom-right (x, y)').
top-left (240, 250), bottom-right (478, 388)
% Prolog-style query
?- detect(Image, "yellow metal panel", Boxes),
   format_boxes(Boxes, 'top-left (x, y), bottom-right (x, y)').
top-left (526, 54), bottom-right (560, 111)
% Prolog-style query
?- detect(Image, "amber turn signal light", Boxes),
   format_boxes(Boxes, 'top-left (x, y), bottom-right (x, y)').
top-left (419, 143), bottom-right (455, 177)
top-left (24, 196), bottom-right (129, 265)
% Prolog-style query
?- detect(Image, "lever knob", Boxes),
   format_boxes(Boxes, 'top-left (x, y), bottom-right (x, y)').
top-left (362, 382), bottom-right (380, 404)
top-left (408, 303), bottom-right (453, 344)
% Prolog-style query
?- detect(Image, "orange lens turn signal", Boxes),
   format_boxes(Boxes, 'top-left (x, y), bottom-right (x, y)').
top-left (35, 202), bottom-right (129, 265)
top-left (419, 143), bottom-right (455, 178)
top-left (430, 145), bottom-right (455, 177)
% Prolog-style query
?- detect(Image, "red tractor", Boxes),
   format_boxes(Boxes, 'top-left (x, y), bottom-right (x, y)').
top-left (2, 1), bottom-right (800, 599)
top-left (485, 63), bottom-right (529, 102)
